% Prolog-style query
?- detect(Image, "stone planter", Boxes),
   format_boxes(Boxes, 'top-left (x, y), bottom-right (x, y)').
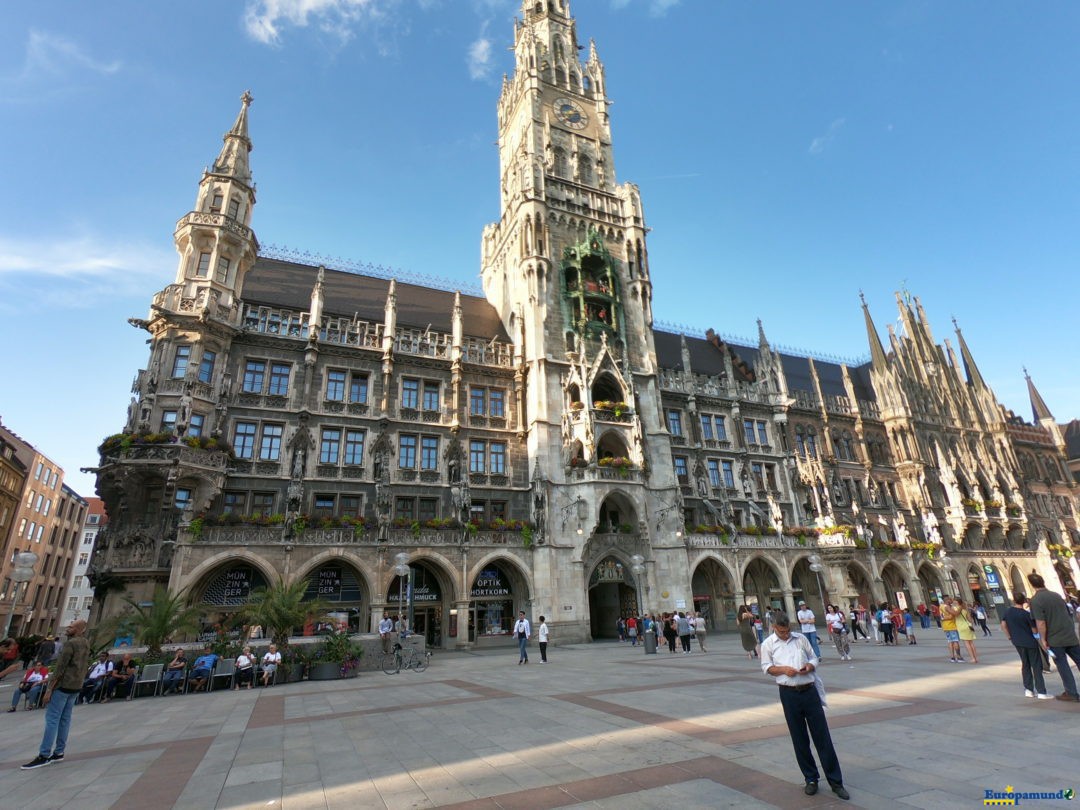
top-left (307, 662), bottom-right (359, 680)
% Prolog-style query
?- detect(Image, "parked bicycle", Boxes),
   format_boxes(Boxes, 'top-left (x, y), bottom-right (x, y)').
top-left (381, 642), bottom-right (430, 674)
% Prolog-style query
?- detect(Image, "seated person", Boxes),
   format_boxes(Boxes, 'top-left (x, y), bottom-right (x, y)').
top-left (103, 653), bottom-right (138, 701)
top-left (187, 648), bottom-right (219, 692)
top-left (161, 649), bottom-right (187, 695)
top-left (261, 644), bottom-right (282, 686)
top-left (234, 646), bottom-right (256, 690)
top-left (0, 638), bottom-right (21, 681)
top-left (8, 660), bottom-right (49, 711)
top-left (78, 652), bottom-right (114, 704)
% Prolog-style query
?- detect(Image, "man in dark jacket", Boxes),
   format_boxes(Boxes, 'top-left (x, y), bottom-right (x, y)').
top-left (22, 619), bottom-right (90, 769)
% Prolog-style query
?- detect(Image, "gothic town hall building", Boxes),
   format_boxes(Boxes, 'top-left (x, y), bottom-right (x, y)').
top-left (90, 1), bottom-right (1079, 647)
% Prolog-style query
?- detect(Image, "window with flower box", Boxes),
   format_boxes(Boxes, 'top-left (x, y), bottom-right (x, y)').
top-left (222, 492), bottom-right (245, 514)
top-left (251, 493), bottom-right (275, 516)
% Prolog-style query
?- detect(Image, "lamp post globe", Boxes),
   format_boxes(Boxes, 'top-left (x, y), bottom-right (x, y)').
top-left (393, 554), bottom-right (411, 639)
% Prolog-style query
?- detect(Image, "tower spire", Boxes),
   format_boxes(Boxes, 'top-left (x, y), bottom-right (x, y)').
top-left (953, 318), bottom-right (987, 390)
top-left (860, 292), bottom-right (888, 369)
top-left (1025, 368), bottom-right (1055, 422)
top-left (211, 90), bottom-right (254, 188)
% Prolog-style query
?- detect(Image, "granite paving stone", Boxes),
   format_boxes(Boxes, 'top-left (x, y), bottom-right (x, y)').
top-left (0, 633), bottom-right (1077, 808)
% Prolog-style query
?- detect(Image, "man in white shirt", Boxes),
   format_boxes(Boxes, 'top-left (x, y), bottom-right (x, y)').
top-left (796, 601), bottom-right (822, 659)
top-left (379, 613), bottom-right (394, 653)
top-left (513, 611), bottom-right (531, 665)
top-left (538, 615), bottom-right (549, 663)
top-left (761, 613), bottom-right (848, 801)
top-left (78, 652), bottom-right (114, 704)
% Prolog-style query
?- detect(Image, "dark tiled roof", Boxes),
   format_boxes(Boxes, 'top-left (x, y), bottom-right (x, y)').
top-left (243, 258), bottom-right (509, 341)
top-left (655, 330), bottom-right (876, 402)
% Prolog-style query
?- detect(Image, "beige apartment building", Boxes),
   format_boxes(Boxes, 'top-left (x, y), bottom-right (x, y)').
top-left (0, 421), bottom-right (86, 638)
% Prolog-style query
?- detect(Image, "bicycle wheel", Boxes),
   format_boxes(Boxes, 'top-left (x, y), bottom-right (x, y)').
top-left (412, 652), bottom-right (429, 673)
top-left (381, 652), bottom-right (400, 675)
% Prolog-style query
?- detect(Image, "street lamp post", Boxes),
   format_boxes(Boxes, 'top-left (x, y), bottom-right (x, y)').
top-left (3, 551), bottom-right (39, 638)
top-left (629, 554), bottom-right (645, 616)
top-left (807, 553), bottom-right (827, 612)
top-left (393, 552), bottom-right (410, 640)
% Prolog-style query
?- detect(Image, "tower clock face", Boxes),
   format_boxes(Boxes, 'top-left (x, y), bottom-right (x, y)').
top-left (553, 97), bottom-right (588, 130)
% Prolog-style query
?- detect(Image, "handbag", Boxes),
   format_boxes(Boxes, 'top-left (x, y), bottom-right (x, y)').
top-left (18, 682), bottom-right (33, 694)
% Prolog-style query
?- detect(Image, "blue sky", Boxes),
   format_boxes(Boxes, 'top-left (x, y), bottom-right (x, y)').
top-left (2, 0), bottom-right (1078, 497)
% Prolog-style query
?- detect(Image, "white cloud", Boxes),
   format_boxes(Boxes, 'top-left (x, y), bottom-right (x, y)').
top-left (21, 30), bottom-right (122, 78)
top-left (243, 0), bottom-right (385, 46)
top-left (467, 36), bottom-right (494, 80)
top-left (808, 117), bottom-right (846, 155)
top-left (0, 232), bottom-right (172, 310)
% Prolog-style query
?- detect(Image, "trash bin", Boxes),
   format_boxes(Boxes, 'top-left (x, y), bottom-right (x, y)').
top-left (643, 628), bottom-right (657, 654)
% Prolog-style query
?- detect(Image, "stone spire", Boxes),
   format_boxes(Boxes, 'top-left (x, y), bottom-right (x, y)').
top-left (1025, 368), bottom-right (1055, 422)
top-left (210, 90), bottom-right (254, 188)
top-left (860, 292), bottom-right (888, 370)
top-left (952, 318), bottom-right (987, 390)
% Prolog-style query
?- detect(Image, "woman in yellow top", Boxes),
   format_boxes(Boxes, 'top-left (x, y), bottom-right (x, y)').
top-left (954, 601), bottom-right (980, 663)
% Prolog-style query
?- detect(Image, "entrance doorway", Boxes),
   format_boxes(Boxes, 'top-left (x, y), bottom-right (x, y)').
top-left (588, 556), bottom-right (639, 639)
top-left (413, 606), bottom-right (442, 648)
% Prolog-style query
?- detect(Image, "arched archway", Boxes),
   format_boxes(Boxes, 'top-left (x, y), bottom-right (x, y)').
top-left (966, 564), bottom-right (987, 606)
top-left (986, 524), bottom-right (1006, 550)
top-left (742, 556), bottom-right (783, 614)
top-left (846, 562), bottom-right (875, 609)
top-left (192, 560), bottom-right (272, 639)
top-left (690, 556), bottom-right (736, 630)
top-left (467, 556), bottom-right (531, 645)
top-left (789, 556), bottom-right (826, 617)
top-left (917, 563), bottom-right (945, 606)
top-left (880, 561), bottom-right (911, 610)
top-left (295, 558), bottom-right (368, 633)
top-left (587, 555), bottom-right (641, 638)
top-left (386, 557), bottom-right (456, 649)
top-left (1009, 565), bottom-right (1027, 598)
top-left (590, 372), bottom-right (625, 405)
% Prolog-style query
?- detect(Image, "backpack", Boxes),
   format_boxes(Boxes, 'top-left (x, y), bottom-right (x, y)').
top-left (875, 609), bottom-right (884, 623)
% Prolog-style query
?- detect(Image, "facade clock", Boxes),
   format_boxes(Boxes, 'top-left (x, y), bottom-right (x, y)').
top-left (553, 97), bottom-right (588, 130)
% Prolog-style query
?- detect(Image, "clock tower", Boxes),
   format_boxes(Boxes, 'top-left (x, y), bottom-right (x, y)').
top-left (481, 0), bottom-right (684, 629)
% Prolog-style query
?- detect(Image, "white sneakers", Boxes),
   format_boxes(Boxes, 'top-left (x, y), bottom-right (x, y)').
top-left (1026, 689), bottom-right (1053, 700)
top-left (1037, 693), bottom-right (1053, 700)
top-left (1025, 689), bottom-right (1035, 697)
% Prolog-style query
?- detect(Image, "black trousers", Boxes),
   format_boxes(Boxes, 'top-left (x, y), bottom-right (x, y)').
top-left (1014, 645), bottom-right (1046, 694)
top-left (539, 641), bottom-right (548, 663)
top-left (778, 685), bottom-right (843, 787)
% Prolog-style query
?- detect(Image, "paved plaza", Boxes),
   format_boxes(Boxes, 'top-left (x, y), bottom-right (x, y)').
top-left (0, 630), bottom-right (1077, 809)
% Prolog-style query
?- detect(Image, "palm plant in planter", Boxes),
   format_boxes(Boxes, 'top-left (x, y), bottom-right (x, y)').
top-left (308, 630), bottom-right (363, 679)
top-left (122, 586), bottom-right (202, 660)
top-left (237, 577), bottom-right (328, 681)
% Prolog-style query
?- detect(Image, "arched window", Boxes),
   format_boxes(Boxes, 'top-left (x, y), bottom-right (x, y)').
top-left (806, 428), bottom-right (818, 459)
top-left (794, 426), bottom-right (806, 457)
top-left (576, 155), bottom-right (591, 184)
top-left (552, 147), bottom-right (568, 178)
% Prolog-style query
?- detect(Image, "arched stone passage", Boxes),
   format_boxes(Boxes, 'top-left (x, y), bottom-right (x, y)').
top-left (742, 556), bottom-right (783, 614)
top-left (789, 556), bottom-right (826, 618)
top-left (587, 554), bottom-right (641, 638)
top-left (985, 524), bottom-right (1006, 551)
top-left (191, 559), bottom-right (273, 639)
top-left (295, 558), bottom-right (369, 633)
top-left (386, 556), bottom-right (457, 649)
top-left (690, 556), bottom-right (737, 631)
top-left (846, 562), bottom-right (875, 609)
top-left (916, 563), bottom-right (945, 604)
top-left (880, 561), bottom-right (911, 609)
top-left (1009, 565), bottom-right (1027, 598)
top-left (466, 556), bottom-right (531, 644)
